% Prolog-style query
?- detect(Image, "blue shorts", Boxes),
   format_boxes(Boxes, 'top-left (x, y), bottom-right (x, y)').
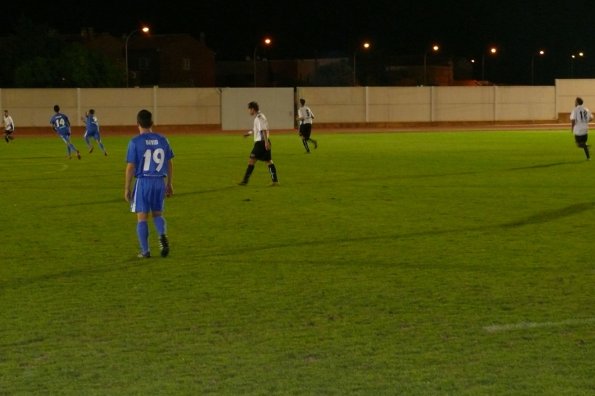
top-left (85, 130), bottom-right (101, 140)
top-left (58, 132), bottom-right (72, 144)
top-left (130, 177), bottom-right (166, 213)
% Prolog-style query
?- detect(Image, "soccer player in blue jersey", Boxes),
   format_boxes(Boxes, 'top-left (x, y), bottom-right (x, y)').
top-left (82, 109), bottom-right (108, 155)
top-left (50, 105), bottom-right (81, 159)
top-left (124, 109), bottom-right (174, 258)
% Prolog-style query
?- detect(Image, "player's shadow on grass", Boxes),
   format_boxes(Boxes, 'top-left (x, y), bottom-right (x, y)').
top-left (499, 201), bottom-right (595, 228)
top-left (6, 175), bottom-right (80, 184)
top-left (506, 160), bottom-right (584, 171)
top-left (40, 186), bottom-right (237, 208)
top-left (0, 156), bottom-right (59, 161)
top-left (0, 258), bottom-right (158, 293)
top-left (200, 201), bottom-right (595, 257)
top-left (174, 185), bottom-right (237, 197)
top-left (340, 161), bottom-right (585, 184)
top-left (40, 197), bottom-right (123, 208)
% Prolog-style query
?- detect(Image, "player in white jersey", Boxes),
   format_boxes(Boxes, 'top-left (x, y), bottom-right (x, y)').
top-left (238, 101), bottom-right (279, 186)
top-left (297, 98), bottom-right (317, 153)
top-left (570, 97), bottom-right (593, 160)
top-left (3, 110), bottom-right (15, 143)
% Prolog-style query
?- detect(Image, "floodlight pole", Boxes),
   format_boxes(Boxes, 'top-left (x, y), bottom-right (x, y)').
top-left (125, 27), bottom-right (149, 87)
top-left (423, 45), bottom-right (439, 86)
top-left (253, 38), bottom-right (272, 87)
top-left (353, 42), bottom-right (371, 86)
top-left (353, 52), bottom-right (357, 86)
top-left (253, 46), bottom-right (258, 87)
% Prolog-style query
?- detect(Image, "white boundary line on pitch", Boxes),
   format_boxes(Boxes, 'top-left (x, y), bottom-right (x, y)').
top-left (484, 318), bottom-right (595, 333)
top-left (41, 163), bottom-right (69, 173)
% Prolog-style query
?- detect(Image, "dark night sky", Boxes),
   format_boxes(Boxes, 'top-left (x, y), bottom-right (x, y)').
top-left (3, 0), bottom-right (595, 83)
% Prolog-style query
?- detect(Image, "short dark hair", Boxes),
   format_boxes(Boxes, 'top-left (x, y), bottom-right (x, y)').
top-left (248, 101), bottom-right (259, 112)
top-left (89, 109), bottom-right (95, 115)
top-left (137, 109), bottom-right (153, 128)
top-left (54, 105), bottom-right (60, 112)
top-left (576, 97), bottom-right (584, 105)
top-left (300, 98), bottom-right (305, 105)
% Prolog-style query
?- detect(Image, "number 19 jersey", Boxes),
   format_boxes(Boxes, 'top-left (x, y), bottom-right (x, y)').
top-left (126, 132), bottom-right (174, 178)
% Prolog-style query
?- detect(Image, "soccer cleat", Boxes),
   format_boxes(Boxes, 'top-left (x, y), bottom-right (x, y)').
top-left (4, 136), bottom-right (8, 143)
top-left (238, 180), bottom-right (248, 186)
top-left (313, 140), bottom-right (318, 149)
top-left (270, 181), bottom-right (280, 187)
top-left (76, 151), bottom-right (81, 160)
top-left (104, 151), bottom-right (108, 156)
top-left (89, 146), bottom-right (94, 153)
top-left (159, 234), bottom-right (169, 257)
top-left (138, 251), bottom-right (151, 258)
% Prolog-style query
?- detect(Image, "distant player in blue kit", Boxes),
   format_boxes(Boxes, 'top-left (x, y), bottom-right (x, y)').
top-left (50, 105), bottom-right (81, 159)
top-left (82, 109), bottom-right (108, 155)
top-left (124, 109), bottom-right (174, 258)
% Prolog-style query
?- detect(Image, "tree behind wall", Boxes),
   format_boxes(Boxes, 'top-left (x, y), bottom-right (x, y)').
top-left (1, 18), bottom-right (123, 87)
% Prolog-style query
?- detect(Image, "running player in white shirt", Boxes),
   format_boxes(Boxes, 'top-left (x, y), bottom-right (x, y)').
top-left (3, 110), bottom-right (15, 143)
top-left (570, 97), bottom-right (593, 160)
top-left (297, 98), bottom-right (318, 153)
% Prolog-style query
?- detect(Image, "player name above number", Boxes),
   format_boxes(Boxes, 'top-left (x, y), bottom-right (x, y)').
top-left (145, 139), bottom-right (159, 145)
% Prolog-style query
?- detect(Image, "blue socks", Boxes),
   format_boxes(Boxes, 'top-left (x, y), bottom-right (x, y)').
top-left (137, 221), bottom-right (149, 254)
top-left (153, 216), bottom-right (167, 236)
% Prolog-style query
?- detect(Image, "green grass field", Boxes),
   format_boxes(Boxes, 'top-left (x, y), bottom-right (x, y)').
top-left (1, 129), bottom-right (594, 395)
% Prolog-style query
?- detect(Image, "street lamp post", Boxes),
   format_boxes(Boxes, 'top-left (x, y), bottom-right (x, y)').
top-left (570, 52), bottom-right (584, 78)
top-left (253, 37), bottom-right (272, 87)
top-left (423, 44), bottom-right (440, 85)
top-left (530, 50), bottom-right (545, 85)
top-left (353, 41), bottom-right (370, 86)
top-left (125, 26), bottom-right (150, 87)
top-left (481, 47), bottom-right (497, 81)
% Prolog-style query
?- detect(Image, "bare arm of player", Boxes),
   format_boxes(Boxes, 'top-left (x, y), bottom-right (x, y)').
top-left (264, 129), bottom-right (271, 150)
top-left (124, 163), bottom-right (135, 202)
top-left (166, 160), bottom-right (174, 197)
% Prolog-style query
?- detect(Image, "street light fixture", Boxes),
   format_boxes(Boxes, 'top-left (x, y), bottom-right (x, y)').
top-left (353, 41), bottom-right (371, 86)
top-left (423, 44), bottom-right (440, 85)
top-left (530, 49), bottom-right (545, 85)
top-left (253, 37), bottom-right (272, 86)
top-left (481, 46), bottom-right (497, 81)
top-left (125, 26), bottom-right (150, 87)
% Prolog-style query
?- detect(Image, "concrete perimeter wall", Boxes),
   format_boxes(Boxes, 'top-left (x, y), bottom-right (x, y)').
top-left (1, 79), bottom-right (595, 130)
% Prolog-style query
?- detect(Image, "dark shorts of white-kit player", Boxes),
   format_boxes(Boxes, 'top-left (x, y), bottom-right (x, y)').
top-left (250, 140), bottom-right (272, 161)
top-left (299, 123), bottom-right (312, 139)
top-left (575, 134), bottom-right (588, 145)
